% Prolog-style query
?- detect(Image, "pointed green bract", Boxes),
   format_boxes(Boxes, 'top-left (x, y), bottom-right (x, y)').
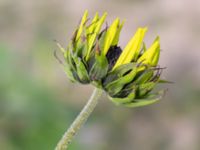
top-left (105, 66), bottom-right (138, 96)
top-left (123, 97), bottom-right (159, 107)
top-left (134, 70), bottom-right (154, 84)
top-left (57, 47), bottom-right (76, 82)
top-left (158, 79), bottom-right (173, 84)
top-left (137, 82), bottom-right (156, 97)
top-left (103, 63), bottom-right (135, 86)
top-left (89, 54), bottom-right (108, 81)
top-left (72, 55), bottom-right (90, 83)
top-left (56, 42), bottom-right (65, 53)
top-left (113, 27), bottom-right (147, 70)
top-left (108, 92), bottom-right (135, 105)
top-left (123, 90), bottom-right (164, 107)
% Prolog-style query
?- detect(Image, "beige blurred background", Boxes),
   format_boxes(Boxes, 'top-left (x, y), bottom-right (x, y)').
top-left (0, 0), bottom-right (200, 150)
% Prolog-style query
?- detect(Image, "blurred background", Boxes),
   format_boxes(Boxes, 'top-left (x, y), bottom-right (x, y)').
top-left (0, 0), bottom-right (200, 150)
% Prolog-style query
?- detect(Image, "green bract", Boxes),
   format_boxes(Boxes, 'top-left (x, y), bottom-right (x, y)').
top-left (57, 10), bottom-right (166, 107)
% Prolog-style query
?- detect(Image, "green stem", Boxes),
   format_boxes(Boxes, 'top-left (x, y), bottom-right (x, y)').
top-left (55, 88), bottom-right (103, 150)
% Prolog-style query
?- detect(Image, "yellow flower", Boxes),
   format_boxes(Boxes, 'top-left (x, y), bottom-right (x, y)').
top-left (57, 10), bottom-right (166, 107)
top-left (113, 27), bottom-right (147, 70)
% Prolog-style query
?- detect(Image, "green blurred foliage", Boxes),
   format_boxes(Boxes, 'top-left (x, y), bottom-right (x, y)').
top-left (0, 45), bottom-right (82, 150)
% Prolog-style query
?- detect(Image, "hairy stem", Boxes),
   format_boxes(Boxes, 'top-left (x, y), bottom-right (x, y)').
top-left (55, 88), bottom-right (103, 150)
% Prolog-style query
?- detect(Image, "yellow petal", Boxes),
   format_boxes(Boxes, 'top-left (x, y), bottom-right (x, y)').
top-left (103, 18), bottom-right (120, 55)
top-left (93, 12), bottom-right (107, 35)
top-left (87, 12), bottom-right (99, 35)
top-left (86, 12), bottom-right (107, 60)
top-left (113, 27), bottom-right (147, 70)
top-left (76, 10), bottom-right (88, 41)
top-left (87, 13), bottom-right (107, 50)
top-left (111, 19), bottom-right (125, 46)
top-left (138, 37), bottom-right (160, 66)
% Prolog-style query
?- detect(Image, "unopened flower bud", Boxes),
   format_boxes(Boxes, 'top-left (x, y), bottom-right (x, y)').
top-left (57, 10), bottom-right (167, 107)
